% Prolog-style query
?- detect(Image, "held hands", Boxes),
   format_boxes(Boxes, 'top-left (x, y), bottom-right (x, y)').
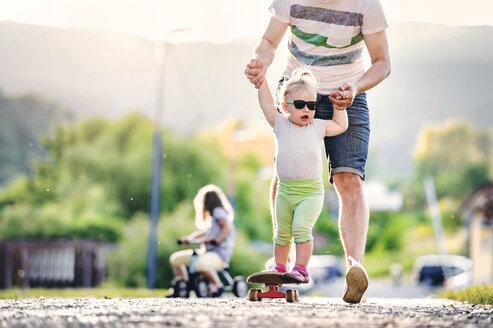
top-left (244, 59), bottom-right (266, 89)
top-left (329, 83), bottom-right (357, 111)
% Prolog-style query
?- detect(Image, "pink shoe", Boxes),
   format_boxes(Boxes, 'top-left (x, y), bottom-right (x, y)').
top-left (269, 264), bottom-right (287, 273)
top-left (283, 266), bottom-right (310, 283)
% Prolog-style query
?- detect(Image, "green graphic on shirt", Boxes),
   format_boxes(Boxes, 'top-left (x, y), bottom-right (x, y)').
top-left (291, 25), bottom-right (363, 49)
top-left (288, 40), bottom-right (363, 67)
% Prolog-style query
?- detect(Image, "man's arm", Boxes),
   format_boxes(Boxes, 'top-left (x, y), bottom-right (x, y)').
top-left (245, 17), bottom-right (289, 89)
top-left (329, 30), bottom-right (391, 109)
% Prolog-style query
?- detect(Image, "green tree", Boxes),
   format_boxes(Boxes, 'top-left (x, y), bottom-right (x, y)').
top-left (0, 113), bottom-right (229, 240)
top-left (413, 120), bottom-right (491, 200)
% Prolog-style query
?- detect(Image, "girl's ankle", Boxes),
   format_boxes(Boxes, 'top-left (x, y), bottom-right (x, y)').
top-left (275, 264), bottom-right (287, 273)
top-left (293, 264), bottom-right (307, 273)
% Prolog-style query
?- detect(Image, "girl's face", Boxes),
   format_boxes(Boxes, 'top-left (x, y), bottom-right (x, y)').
top-left (282, 88), bottom-right (317, 127)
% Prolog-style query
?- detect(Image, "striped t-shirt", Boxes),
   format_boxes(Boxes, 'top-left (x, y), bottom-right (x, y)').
top-left (269, 0), bottom-right (388, 94)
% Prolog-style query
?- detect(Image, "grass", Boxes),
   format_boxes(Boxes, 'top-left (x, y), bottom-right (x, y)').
top-left (0, 288), bottom-right (170, 299)
top-left (442, 285), bottom-right (493, 305)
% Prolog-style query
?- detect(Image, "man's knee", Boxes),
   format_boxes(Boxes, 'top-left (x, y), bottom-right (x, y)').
top-left (333, 172), bottom-right (364, 194)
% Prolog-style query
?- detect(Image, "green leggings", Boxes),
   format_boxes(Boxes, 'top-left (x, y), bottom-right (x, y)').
top-left (274, 177), bottom-right (324, 246)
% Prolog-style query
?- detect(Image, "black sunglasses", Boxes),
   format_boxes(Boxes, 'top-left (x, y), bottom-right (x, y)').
top-left (285, 100), bottom-right (317, 110)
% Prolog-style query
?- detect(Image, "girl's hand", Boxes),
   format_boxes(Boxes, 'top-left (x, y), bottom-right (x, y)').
top-left (329, 83), bottom-right (357, 110)
top-left (178, 237), bottom-right (190, 245)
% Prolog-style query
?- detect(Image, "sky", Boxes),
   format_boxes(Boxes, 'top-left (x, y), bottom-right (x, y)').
top-left (0, 0), bottom-right (489, 42)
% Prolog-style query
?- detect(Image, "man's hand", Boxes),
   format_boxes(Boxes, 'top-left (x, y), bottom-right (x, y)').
top-left (244, 59), bottom-right (266, 89)
top-left (329, 83), bottom-right (358, 110)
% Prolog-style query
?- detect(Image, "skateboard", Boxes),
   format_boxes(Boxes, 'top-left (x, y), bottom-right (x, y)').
top-left (246, 271), bottom-right (301, 302)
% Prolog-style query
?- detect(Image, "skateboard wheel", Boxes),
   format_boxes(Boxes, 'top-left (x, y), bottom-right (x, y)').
top-left (294, 290), bottom-right (299, 301)
top-left (285, 289), bottom-right (296, 303)
top-left (248, 288), bottom-right (259, 301)
top-left (256, 289), bottom-right (262, 301)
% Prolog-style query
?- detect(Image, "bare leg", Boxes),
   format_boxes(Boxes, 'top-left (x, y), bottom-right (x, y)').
top-left (172, 264), bottom-right (188, 281)
top-left (333, 173), bottom-right (369, 267)
top-left (274, 243), bottom-right (290, 266)
top-left (201, 270), bottom-right (223, 291)
top-left (295, 241), bottom-right (313, 266)
top-left (202, 270), bottom-right (222, 286)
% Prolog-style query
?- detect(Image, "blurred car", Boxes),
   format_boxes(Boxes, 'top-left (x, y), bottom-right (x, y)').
top-left (412, 254), bottom-right (473, 290)
top-left (308, 255), bottom-right (344, 284)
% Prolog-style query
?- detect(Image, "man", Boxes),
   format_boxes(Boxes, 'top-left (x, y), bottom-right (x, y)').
top-left (245, 0), bottom-right (391, 303)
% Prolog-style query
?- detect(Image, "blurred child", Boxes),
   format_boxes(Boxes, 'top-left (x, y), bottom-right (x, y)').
top-left (169, 184), bottom-right (235, 297)
top-left (258, 68), bottom-right (348, 282)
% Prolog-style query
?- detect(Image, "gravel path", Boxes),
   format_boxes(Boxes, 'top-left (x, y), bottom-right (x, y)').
top-left (1, 297), bottom-right (492, 328)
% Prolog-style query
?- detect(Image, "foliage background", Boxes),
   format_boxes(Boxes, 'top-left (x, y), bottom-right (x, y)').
top-left (1, 89), bottom-right (492, 288)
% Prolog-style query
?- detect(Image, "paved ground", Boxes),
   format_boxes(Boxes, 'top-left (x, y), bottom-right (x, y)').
top-left (1, 296), bottom-right (492, 327)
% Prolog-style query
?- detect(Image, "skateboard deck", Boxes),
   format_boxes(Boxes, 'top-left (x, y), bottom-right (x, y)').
top-left (247, 271), bottom-right (302, 284)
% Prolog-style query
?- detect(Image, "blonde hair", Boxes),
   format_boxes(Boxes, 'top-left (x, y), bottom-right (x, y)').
top-left (278, 68), bottom-right (317, 111)
top-left (193, 184), bottom-right (234, 230)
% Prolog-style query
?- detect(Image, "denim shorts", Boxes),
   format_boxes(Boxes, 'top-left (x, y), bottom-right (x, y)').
top-left (276, 79), bottom-right (370, 183)
top-left (315, 93), bottom-right (370, 183)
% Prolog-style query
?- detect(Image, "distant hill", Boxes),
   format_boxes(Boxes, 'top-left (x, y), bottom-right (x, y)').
top-left (0, 21), bottom-right (492, 178)
top-left (0, 91), bottom-right (71, 185)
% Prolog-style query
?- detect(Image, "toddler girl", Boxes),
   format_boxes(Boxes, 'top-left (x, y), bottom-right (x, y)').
top-left (258, 68), bottom-right (348, 282)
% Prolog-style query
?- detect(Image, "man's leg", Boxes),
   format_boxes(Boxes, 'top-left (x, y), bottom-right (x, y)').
top-left (332, 172), bottom-right (369, 267)
top-left (323, 92), bottom-right (370, 303)
top-left (333, 172), bottom-right (369, 303)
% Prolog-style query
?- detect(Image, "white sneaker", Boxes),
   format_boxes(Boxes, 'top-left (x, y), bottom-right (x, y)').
top-left (342, 256), bottom-right (369, 304)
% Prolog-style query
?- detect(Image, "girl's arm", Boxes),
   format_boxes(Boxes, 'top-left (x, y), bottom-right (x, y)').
top-left (325, 108), bottom-right (348, 136)
top-left (207, 219), bottom-right (231, 244)
top-left (258, 80), bottom-right (278, 127)
top-left (180, 230), bottom-right (206, 243)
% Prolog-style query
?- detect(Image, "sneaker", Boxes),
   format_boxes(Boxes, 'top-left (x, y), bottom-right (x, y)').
top-left (342, 256), bottom-right (369, 304)
top-left (211, 286), bottom-right (224, 298)
top-left (283, 267), bottom-right (310, 283)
